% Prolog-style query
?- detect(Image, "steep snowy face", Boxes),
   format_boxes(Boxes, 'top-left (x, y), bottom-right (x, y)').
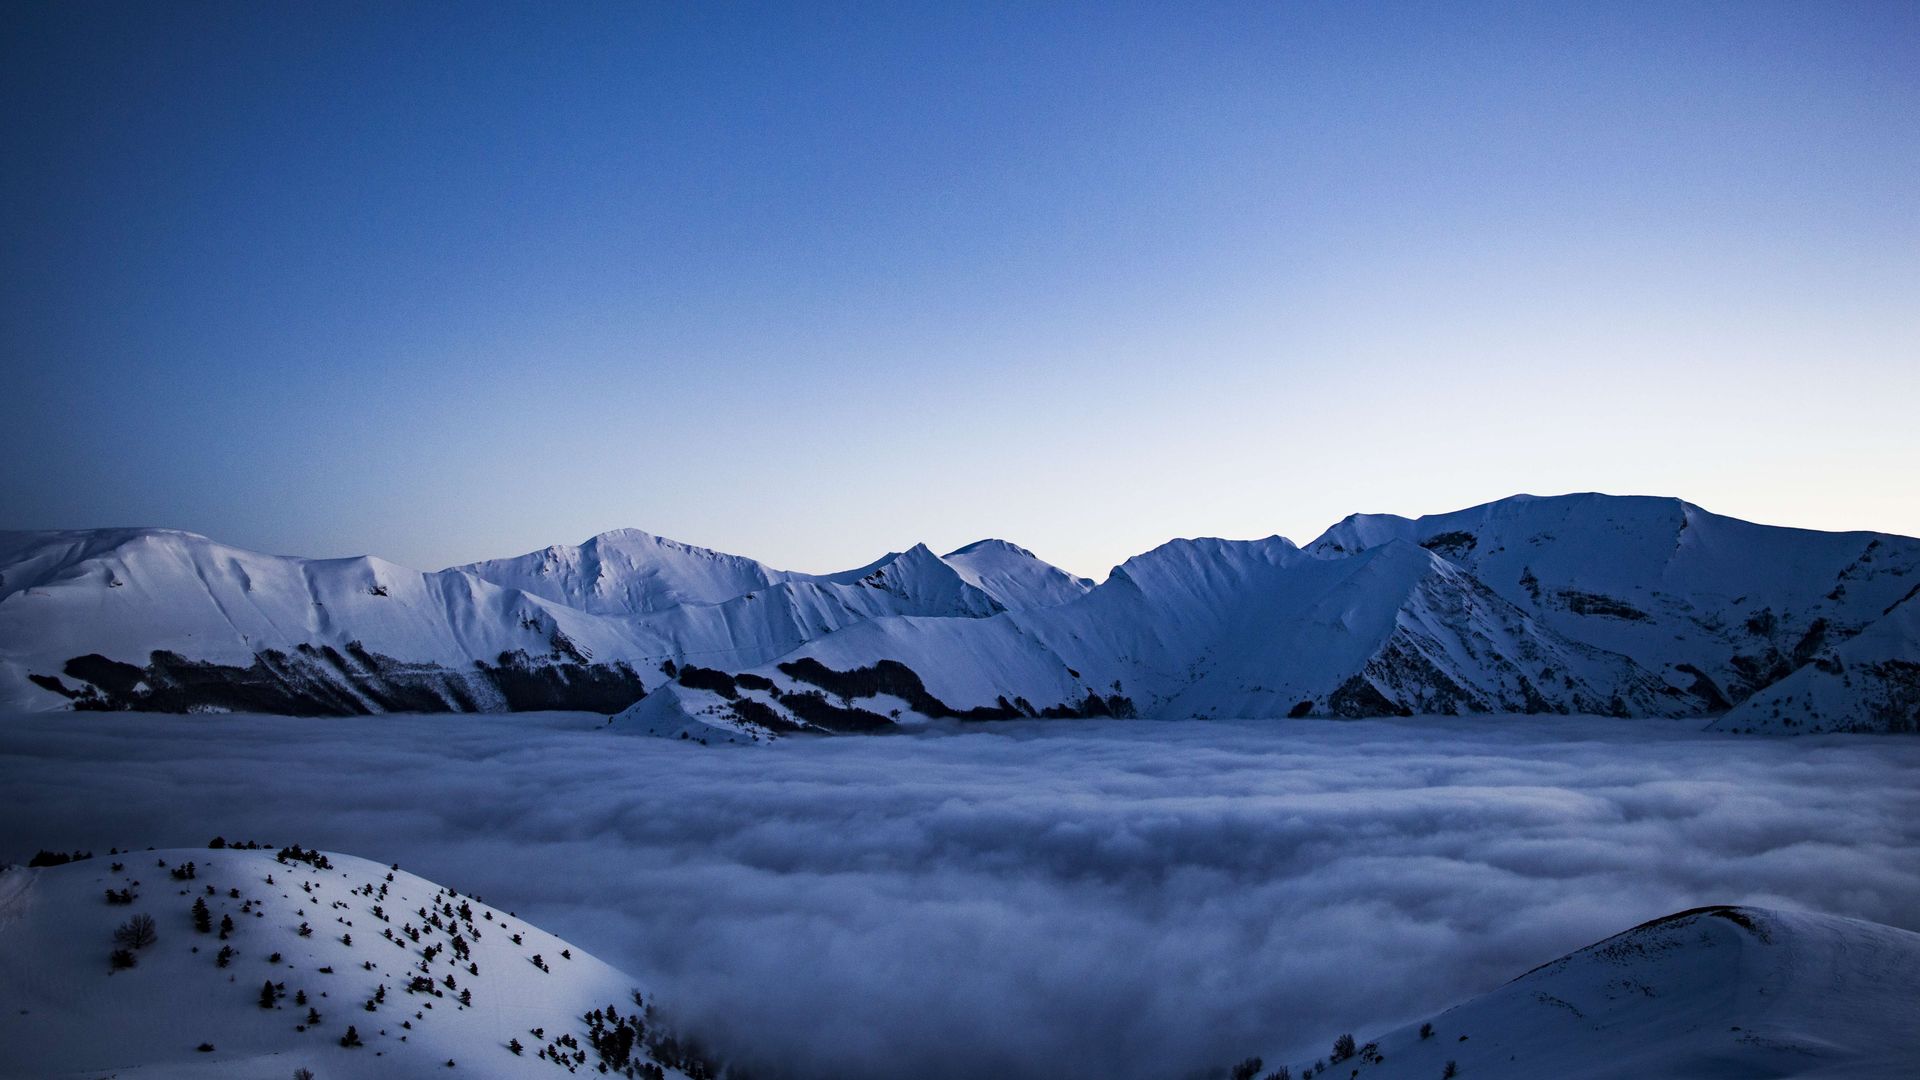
top-left (942, 539), bottom-right (1094, 611)
top-left (450, 528), bottom-right (797, 616)
top-left (1148, 540), bottom-right (1682, 721)
top-left (628, 533), bottom-right (1688, 740)
top-left (0, 846), bottom-right (702, 1079)
top-left (1067, 536), bottom-right (1678, 721)
top-left (1715, 591), bottom-right (1920, 734)
top-left (604, 544), bottom-right (1010, 677)
top-left (1246, 906), bottom-right (1920, 1080)
top-left (1307, 493), bottom-right (1920, 710)
top-left (815, 543), bottom-right (1006, 618)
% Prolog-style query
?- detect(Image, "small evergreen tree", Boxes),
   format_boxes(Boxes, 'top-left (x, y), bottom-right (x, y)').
top-left (339, 1025), bottom-right (363, 1048)
top-left (260, 980), bottom-right (279, 1008)
top-left (1442, 1062), bottom-right (1458, 1079)
top-left (1331, 1034), bottom-right (1356, 1062)
top-left (192, 897), bottom-right (212, 933)
top-left (110, 948), bottom-right (137, 969)
top-left (508, 1038), bottom-right (524, 1055)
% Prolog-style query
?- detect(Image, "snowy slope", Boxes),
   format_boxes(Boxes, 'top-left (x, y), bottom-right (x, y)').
top-left (5, 495), bottom-right (1916, 728)
top-left (941, 539), bottom-right (1094, 611)
top-left (454, 531), bottom-right (1091, 618)
top-left (451, 528), bottom-right (800, 616)
top-left (1307, 493), bottom-right (1920, 710)
top-left (1713, 591), bottom-right (1920, 734)
top-left (1248, 906), bottom-right (1920, 1080)
top-left (0, 847), bottom-right (705, 1079)
top-left (0, 528), bottom-right (661, 714)
top-left (0, 531), bottom-right (1026, 714)
top-left (614, 533), bottom-right (1689, 739)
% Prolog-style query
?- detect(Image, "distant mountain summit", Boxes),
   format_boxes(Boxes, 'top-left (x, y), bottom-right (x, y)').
top-left (942, 539), bottom-right (1095, 611)
top-left (450, 528), bottom-right (800, 615)
top-left (3, 494), bottom-right (1915, 732)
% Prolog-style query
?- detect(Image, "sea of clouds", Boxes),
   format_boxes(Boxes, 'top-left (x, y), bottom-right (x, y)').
top-left (3, 713), bottom-right (1917, 1079)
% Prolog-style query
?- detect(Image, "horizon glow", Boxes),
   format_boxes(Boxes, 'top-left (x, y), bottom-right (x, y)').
top-left (3, 2), bottom-right (1916, 580)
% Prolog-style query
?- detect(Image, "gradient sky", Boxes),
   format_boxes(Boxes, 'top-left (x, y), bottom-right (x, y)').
top-left (3, 2), bottom-right (1916, 580)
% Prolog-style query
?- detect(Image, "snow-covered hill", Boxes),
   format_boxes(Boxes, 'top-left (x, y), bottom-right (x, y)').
top-left (0, 846), bottom-right (708, 1079)
top-left (5, 495), bottom-right (1917, 730)
top-left (1237, 905), bottom-right (1920, 1080)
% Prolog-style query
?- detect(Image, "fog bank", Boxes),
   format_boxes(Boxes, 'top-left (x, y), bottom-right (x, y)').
top-left (3, 714), bottom-right (1915, 1079)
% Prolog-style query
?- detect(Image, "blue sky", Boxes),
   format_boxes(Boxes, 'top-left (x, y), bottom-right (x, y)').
top-left (4, 1), bottom-right (1915, 578)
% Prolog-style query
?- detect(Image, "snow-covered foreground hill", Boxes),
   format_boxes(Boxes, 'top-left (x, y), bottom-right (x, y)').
top-left (1244, 906), bottom-right (1920, 1080)
top-left (0, 846), bottom-right (707, 1079)
top-left (4, 493), bottom-right (1916, 730)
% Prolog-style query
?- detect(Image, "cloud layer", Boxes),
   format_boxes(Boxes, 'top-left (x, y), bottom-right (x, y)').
top-left (3, 714), bottom-right (1917, 1079)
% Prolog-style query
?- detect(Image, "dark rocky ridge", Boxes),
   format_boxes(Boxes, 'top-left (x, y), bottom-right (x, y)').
top-left (35, 646), bottom-right (647, 716)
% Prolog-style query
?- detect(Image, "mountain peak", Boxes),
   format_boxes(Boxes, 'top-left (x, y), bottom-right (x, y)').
top-left (940, 538), bottom-right (1093, 611)
top-left (451, 528), bottom-right (790, 615)
top-left (945, 538), bottom-right (1033, 558)
top-left (7, 496), bottom-right (1918, 728)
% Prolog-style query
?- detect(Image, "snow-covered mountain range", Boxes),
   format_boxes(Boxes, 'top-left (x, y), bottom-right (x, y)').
top-left (0, 845), bottom-right (708, 1079)
top-left (3, 494), bottom-right (1915, 732)
top-left (1236, 905), bottom-right (1920, 1080)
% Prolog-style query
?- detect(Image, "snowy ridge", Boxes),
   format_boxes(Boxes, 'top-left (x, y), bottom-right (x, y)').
top-left (0, 846), bottom-right (707, 1079)
top-left (451, 529), bottom-right (800, 616)
top-left (1306, 494), bottom-right (1920, 716)
top-left (942, 538), bottom-right (1095, 611)
top-left (0, 529), bottom-right (1077, 715)
top-left (613, 531), bottom-right (1696, 740)
top-left (5, 495), bottom-right (1917, 730)
top-left (1238, 905), bottom-right (1920, 1080)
